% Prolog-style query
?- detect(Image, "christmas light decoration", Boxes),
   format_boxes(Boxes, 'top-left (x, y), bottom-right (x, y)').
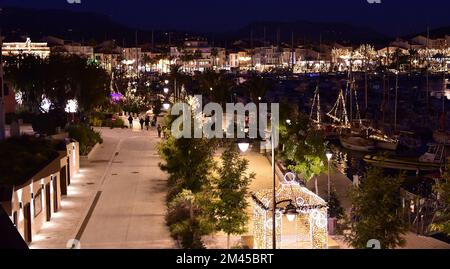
top-left (252, 177), bottom-right (328, 249)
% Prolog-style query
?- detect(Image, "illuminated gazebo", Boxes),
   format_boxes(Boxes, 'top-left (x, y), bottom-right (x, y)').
top-left (252, 173), bottom-right (328, 249)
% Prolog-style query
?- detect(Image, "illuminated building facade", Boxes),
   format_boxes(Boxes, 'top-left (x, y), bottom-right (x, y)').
top-left (2, 38), bottom-right (50, 59)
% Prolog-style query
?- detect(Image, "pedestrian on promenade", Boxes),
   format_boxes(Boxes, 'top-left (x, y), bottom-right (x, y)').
top-left (128, 115), bottom-right (133, 129)
top-left (139, 118), bottom-right (145, 130)
top-left (157, 124), bottom-right (162, 138)
top-left (145, 116), bottom-right (150, 131)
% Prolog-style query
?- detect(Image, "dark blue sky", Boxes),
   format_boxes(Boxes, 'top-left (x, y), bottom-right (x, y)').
top-left (1, 0), bottom-right (449, 35)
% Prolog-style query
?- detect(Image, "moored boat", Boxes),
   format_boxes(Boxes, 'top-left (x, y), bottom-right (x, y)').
top-left (374, 139), bottom-right (399, 151)
top-left (369, 131), bottom-right (399, 150)
top-left (363, 143), bottom-right (449, 171)
top-left (340, 135), bottom-right (375, 152)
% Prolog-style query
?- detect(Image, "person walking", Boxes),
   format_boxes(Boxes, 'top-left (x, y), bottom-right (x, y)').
top-left (157, 124), bottom-right (162, 138)
top-left (145, 116), bottom-right (150, 131)
top-left (128, 115), bottom-right (133, 129)
top-left (139, 117), bottom-right (145, 130)
top-left (152, 115), bottom-right (157, 127)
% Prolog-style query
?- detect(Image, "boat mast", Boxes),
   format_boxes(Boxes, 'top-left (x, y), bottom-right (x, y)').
top-left (310, 85), bottom-right (321, 125)
top-left (349, 51), bottom-right (354, 124)
top-left (394, 51), bottom-right (399, 132)
top-left (442, 54), bottom-right (446, 128)
top-left (426, 26), bottom-right (430, 108)
top-left (354, 84), bottom-right (363, 126)
top-left (327, 88), bottom-right (349, 128)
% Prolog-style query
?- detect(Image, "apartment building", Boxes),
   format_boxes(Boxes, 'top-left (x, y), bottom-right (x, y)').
top-left (122, 47), bottom-right (142, 75)
top-left (94, 52), bottom-right (122, 73)
top-left (411, 35), bottom-right (448, 49)
top-left (63, 44), bottom-right (94, 59)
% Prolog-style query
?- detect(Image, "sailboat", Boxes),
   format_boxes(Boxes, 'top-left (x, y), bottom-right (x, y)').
top-left (326, 76), bottom-right (375, 152)
top-left (327, 88), bottom-right (350, 129)
top-left (366, 70), bottom-right (400, 151)
top-left (368, 129), bottom-right (399, 150)
top-left (340, 135), bottom-right (376, 152)
top-left (309, 86), bottom-right (340, 140)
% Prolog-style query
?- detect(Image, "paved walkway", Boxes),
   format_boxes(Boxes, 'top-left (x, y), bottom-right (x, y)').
top-left (30, 127), bottom-right (174, 249)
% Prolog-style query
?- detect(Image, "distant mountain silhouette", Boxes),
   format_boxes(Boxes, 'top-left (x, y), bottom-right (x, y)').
top-left (2, 6), bottom-right (447, 48)
top-left (0, 6), bottom-right (173, 46)
top-left (225, 21), bottom-right (390, 46)
top-left (414, 26), bottom-right (450, 38)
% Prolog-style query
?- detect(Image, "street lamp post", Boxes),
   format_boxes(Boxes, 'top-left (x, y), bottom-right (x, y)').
top-left (326, 152), bottom-right (333, 201)
top-left (271, 126), bottom-right (276, 249)
top-left (239, 123), bottom-right (279, 249)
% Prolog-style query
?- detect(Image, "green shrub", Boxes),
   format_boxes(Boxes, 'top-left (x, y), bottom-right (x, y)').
top-left (0, 136), bottom-right (60, 186)
top-left (89, 116), bottom-right (103, 127)
top-left (89, 113), bottom-right (125, 129)
top-left (103, 117), bottom-right (126, 129)
top-left (67, 124), bottom-right (103, 156)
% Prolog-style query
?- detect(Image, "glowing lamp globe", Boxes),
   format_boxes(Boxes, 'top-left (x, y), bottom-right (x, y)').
top-left (284, 202), bottom-right (298, 222)
top-left (238, 142), bottom-right (250, 153)
top-left (326, 152), bottom-right (333, 161)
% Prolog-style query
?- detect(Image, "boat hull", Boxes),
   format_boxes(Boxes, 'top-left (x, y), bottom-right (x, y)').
top-left (375, 141), bottom-right (399, 151)
top-left (340, 137), bottom-right (375, 152)
top-left (363, 155), bottom-right (445, 171)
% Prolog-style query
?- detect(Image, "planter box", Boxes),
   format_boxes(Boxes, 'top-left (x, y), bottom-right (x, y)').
top-left (80, 143), bottom-right (100, 161)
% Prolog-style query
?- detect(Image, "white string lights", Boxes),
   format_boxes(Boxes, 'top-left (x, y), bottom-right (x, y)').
top-left (252, 173), bottom-right (328, 249)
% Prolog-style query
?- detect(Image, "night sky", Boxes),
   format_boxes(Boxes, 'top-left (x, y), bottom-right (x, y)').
top-left (1, 0), bottom-right (450, 36)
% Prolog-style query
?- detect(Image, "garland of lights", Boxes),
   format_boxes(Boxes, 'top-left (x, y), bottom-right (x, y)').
top-left (252, 175), bottom-right (328, 249)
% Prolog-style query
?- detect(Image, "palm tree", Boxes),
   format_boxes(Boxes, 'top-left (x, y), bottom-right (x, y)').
top-left (242, 74), bottom-right (271, 105)
top-left (408, 48), bottom-right (419, 71)
top-left (194, 50), bottom-right (203, 71)
top-left (196, 70), bottom-right (234, 108)
top-left (211, 48), bottom-right (219, 69)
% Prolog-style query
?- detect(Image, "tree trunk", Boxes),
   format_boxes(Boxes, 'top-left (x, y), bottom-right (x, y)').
top-left (227, 234), bottom-right (230, 249)
top-left (315, 177), bottom-right (319, 195)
